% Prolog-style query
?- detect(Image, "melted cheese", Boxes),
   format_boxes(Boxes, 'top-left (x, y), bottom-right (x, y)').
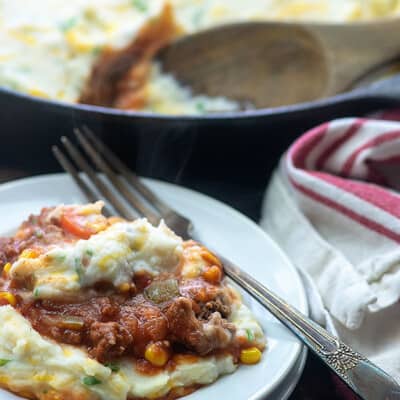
top-left (10, 219), bottom-right (182, 299)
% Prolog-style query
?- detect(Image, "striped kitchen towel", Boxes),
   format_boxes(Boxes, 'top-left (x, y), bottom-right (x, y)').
top-left (261, 109), bottom-right (400, 386)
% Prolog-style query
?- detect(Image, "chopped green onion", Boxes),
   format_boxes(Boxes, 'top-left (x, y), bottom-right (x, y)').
top-left (74, 257), bottom-right (83, 281)
top-left (60, 17), bottom-right (78, 32)
top-left (0, 359), bottom-right (11, 366)
top-left (195, 101), bottom-right (206, 113)
top-left (91, 47), bottom-right (102, 56)
top-left (75, 257), bottom-right (83, 281)
top-left (192, 9), bottom-right (204, 27)
top-left (34, 229), bottom-right (44, 239)
top-left (55, 255), bottom-right (66, 263)
top-left (246, 329), bottom-right (254, 342)
top-left (104, 362), bottom-right (120, 372)
top-left (82, 376), bottom-right (102, 386)
top-left (33, 288), bottom-right (40, 298)
top-left (131, 0), bottom-right (147, 12)
top-left (75, 267), bottom-right (83, 281)
top-left (85, 249), bottom-right (94, 257)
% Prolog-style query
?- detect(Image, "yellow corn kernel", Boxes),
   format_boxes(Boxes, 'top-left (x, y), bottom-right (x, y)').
top-left (200, 250), bottom-right (222, 267)
top-left (211, 5), bottom-right (228, 18)
top-left (33, 373), bottom-right (53, 382)
top-left (118, 282), bottom-right (131, 293)
top-left (28, 87), bottom-right (49, 98)
top-left (3, 263), bottom-right (11, 275)
top-left (20, 249), bottom-right (40, 259)
top-left (203, 265), bottom-right (222, 284)
top-left (9, 30), bottom-right (36, 46)
top-left (144, 343), bottom-right (169, 367)
top-left (240, 347), bottom-right (262, 365)
top-left (65, 29), bottom-right (93, 53)
top-left (0, 292), bottom-right (17, 306)
top-left (108, 216), bottom-right (125, 225)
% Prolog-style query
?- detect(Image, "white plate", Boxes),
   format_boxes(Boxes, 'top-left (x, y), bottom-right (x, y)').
top-left (0, 173), bottom-right (308, 400)
top-left (270, 347), bottom-right (307, 400)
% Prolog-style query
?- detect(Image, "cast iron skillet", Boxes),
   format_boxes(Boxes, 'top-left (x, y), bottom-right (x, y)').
top-left (1, 74), bottom-right (400, 219)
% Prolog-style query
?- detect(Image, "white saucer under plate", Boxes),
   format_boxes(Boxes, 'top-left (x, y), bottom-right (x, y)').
top-left (0, 173), bottom-right (308, 400)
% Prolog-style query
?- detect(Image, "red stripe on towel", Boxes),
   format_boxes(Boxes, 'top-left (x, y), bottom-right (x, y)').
top-left (340, 130), bottom-right (400, 177)
top-left (315, 119), bottom-right (365, 170)
top-left (289, 177), bottom-right (400, 244)
top-left (290, 123), bottom-right (329, 169)
top-left (306, 171), bottom-right (400, 220)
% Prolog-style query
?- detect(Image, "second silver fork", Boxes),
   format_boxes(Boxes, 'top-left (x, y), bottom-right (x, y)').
top-left (53, 127), bottom-right (400, 400)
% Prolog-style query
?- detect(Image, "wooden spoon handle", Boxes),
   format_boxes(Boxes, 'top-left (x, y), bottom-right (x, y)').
top-left (306, 19), bottom-right (400, 96)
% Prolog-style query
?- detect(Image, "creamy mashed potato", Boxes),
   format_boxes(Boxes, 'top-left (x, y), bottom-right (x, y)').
top-left (0, 305), bottom-right (128, 400)
top-left (0, 0), bottom-right (165, 102)
top-left (0, 305), bottom-right (246, 400)
top-left (2, 0), bottom-right (398, 114)
top-left (10, 219), bottom-right (183, 299)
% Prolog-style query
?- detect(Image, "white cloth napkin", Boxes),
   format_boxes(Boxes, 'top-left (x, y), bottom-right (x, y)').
top-left (260, 111), bottom-right (400, 380)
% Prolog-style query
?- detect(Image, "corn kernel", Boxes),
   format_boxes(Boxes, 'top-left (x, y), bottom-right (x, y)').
top-left (108, 216), bottom-right (125, 225)
top-left (144, 342), bottom-right (169, 367)
top-left (28, 87), bottom-right (49, 98)
top-left (0, 292), bottom-right (17, 307)
top-left (20, 249), bottom-right (40, 259)
top-left (203, 265), bottom-right (222, 283)
top-left (3, 263), bottom-right (11, 275)
top-left (65, 29), bottom-right (93, 53)
top-left (200, 250), bottom-right (222, 267)
top-left (118, 282), bottom-right (131, 293)
top-left (240, 347), bottom-right (262, 365)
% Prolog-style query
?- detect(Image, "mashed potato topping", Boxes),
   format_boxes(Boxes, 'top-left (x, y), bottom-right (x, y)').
top-left (0, 0), bottom-right (400, 114)
top-left (10, 219), bottom-right (183, 299)
top-left (0, 305), bottom-right (241, 399)
top-left (0, 305), bottom-right (128, 400)
top-left (0, 203), bottom-right (265, 400)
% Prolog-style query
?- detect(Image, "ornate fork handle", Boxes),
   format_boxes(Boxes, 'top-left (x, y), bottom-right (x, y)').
top-left (220, 256), bottom-right (400, 400)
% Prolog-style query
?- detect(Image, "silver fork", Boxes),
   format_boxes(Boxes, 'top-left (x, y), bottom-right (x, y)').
top-left (53, 127), bottom-right (400, 400)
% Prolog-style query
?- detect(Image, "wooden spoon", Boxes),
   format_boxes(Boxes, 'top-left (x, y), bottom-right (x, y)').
top-left (158, 19), bottom-right (400, 109)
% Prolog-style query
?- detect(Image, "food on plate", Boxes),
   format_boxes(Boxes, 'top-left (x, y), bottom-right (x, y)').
top-left (0, 201), bottom-right (265, 400)
top-left (1, 0), bottom-right (399, 115)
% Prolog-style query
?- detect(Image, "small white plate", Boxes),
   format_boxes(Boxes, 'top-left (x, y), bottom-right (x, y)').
top-left (0, 173), bottom-right (308, 400)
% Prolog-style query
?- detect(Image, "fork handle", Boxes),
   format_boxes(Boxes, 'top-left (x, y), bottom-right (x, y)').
top-left (220, 256), bottom-right (400, 400)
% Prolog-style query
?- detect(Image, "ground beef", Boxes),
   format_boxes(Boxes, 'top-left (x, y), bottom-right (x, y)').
top-left (89, 322), bottom-right (133, 362)
top-left (119, 295), bottom-right (169, 356)
top-left (0, 207), bottom-right (79, 268)
top-left (197, 295), bottom-right (231, 320)
top-left (19, 287), bottom-right (235, 362)
top-left (163, 297), bottom-right (235, 355)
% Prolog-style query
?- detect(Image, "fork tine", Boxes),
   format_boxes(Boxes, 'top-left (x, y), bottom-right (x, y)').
top-left (74, 128), bottom-right (160, 226)
top-left (60, 136), bottom-right (139, 221)
top-left (82, 126), bottom-right (173, 217)
top-left (52, 145), bottom-right (114, 217)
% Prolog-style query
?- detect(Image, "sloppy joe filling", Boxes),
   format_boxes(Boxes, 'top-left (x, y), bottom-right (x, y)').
top-left (0, 204), bottom-right (259, 375)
